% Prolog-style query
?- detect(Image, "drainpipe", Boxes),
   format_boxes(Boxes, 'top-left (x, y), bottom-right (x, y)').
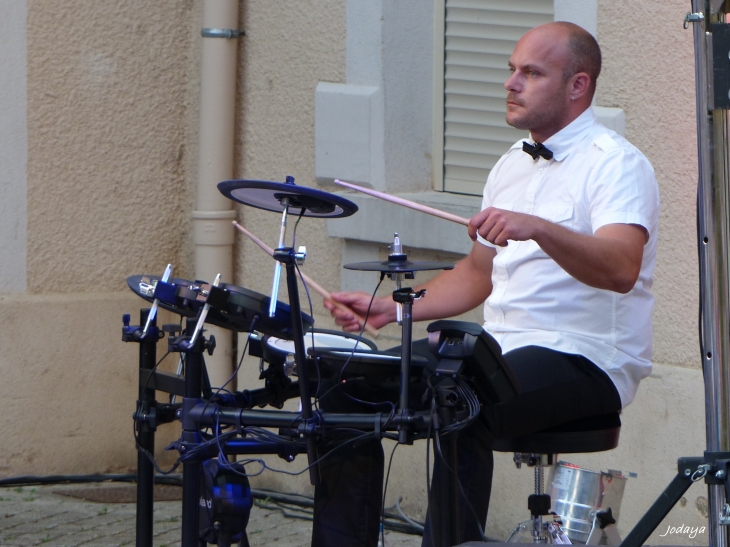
top-left (193, 0), bottom-right (241, 388)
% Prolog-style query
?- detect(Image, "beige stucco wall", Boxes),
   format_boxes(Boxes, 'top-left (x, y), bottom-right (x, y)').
top-left (27, 1), bottom-right (200, 292)
top-left (0, 0), bottom-right (716, 544)
top-left (233, 1), bottom-right (346, 299)
top-left (597, 1), bottom-right (700, 368)
top-left (0, 293), bottom-right (183, 475)
top-left (0, 1), bottom-right (202, 475)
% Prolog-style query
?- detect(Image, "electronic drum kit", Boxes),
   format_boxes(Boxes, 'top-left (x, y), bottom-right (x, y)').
top-left (125, 177), bottom-right (517, 547)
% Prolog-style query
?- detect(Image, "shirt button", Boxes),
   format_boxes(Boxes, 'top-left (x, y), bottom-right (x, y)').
top-left (539, 168), bottom-right (544, 174)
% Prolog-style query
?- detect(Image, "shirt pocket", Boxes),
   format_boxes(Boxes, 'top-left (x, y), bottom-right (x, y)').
top-left (516, 203), bottom-right (574, 259)
top-left (533, 203), bottom-right (574, 229)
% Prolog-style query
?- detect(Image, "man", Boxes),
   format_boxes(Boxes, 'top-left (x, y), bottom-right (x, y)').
top-left (315, 21), bottom-right (659, 547)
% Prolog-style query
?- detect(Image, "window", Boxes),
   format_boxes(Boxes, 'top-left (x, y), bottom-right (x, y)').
top-left (433, 0), bottom-right (554, 195)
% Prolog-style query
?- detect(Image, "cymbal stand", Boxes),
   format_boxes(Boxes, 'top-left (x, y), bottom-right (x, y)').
top-left (381, 233), bottom-right (424, 443)
top-left (342, 233), bottom-right (451, 444)
top-left (273, 245), bottom-right (321, 485)
top-left (392, 285), bottom-right (425, 444)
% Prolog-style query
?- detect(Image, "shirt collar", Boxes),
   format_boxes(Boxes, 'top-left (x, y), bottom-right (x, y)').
top-left (510, 107), bottom-right (597, 162)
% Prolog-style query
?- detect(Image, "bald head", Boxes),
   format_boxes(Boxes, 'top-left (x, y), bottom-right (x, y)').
top-left (536, 22), bottom-right (601, 94)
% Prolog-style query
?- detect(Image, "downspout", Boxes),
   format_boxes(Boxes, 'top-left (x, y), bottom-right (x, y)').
top-left (193, 0), bottom-right (241, 387)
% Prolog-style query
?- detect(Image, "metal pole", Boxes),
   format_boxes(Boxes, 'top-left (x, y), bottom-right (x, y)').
top-left (398, 296), bottom-right (413, 444)
top-left (181, 319), bottom-right (205, 547)
top-left (136, 309), bottom-right (156, 547)
top-left (692, 1), bottom-right (730, 545)
top-left (283, 257), bottom-right (320, 485)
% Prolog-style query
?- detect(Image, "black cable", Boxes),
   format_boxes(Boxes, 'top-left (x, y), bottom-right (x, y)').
top-left (215, 427), bottom-right (388, 479)
top-left (218, 315), bottom-right (259, 397)
top-left (253, 487), bottom-right (423, 534)
top-left (293, 260), bottom-right (322, 410)
top-left (420, 371), bottom-right (485, 545)
top-left (197, 316), bottom-right (260, 445)
top-left (433, 432), bottom-right (488, 543)
top-left (392, 496), bottom-right (425, 533)
top-left (314, 276), bottom-right (393, 416)
top-left (0, 473), bottom-right (183, 487)
top-left (133, 349), bottom-right (181, 475)
top-left (291, 208), bottom-right (306, 250)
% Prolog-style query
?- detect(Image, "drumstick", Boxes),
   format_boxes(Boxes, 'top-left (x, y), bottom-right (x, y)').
top-left (233, 221), bottom-right (380, 338)
top-left (334, 179), bottom-right (470, 226)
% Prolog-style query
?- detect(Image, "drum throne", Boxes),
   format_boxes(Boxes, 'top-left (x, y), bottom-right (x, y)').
top-left (426, 321), bottom-right (625, 546)
top-left (492, 412), bottom-right (623, 545)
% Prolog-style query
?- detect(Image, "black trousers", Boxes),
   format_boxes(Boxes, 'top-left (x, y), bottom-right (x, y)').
top-left (311, 342), bottom-right (622, 547)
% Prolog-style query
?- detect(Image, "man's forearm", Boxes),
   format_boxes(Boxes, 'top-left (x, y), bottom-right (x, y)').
top-left (532, 220), bottom-right (646, 293)
top-left (469, 207), bottom-right (646, 294)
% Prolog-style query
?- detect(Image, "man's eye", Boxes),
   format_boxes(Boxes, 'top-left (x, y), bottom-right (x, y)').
top-left (529, 71), bottom-right (539, 77)
top-left (508, 66), bottom-right (515, 73)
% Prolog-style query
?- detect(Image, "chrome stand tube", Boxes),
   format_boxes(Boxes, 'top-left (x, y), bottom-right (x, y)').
top-left (692, 1), bottom-right (730, 545)
top-left (269, 199), bottom-right (290, 317)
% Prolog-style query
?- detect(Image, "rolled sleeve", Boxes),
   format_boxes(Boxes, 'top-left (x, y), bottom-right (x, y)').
top-left (588, 147), bottom-right (659, 236)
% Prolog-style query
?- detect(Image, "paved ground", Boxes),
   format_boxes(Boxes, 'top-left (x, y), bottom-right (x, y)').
top-left (0, 482), bottom-right (422, 547)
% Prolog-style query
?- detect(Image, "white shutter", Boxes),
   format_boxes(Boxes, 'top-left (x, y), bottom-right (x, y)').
top-left (434, 0), bottom-right (554, 195)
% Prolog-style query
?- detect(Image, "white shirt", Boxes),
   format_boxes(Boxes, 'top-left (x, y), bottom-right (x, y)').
top-left (478, 107), bottom-right (659, 408)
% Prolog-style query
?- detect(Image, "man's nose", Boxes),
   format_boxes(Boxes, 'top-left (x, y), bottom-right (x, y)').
top-left (505, 72), bottom-right (519, 92)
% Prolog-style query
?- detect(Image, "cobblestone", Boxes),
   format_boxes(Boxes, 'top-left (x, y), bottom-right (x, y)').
top-left (0, 484), bottom-right (421, 546)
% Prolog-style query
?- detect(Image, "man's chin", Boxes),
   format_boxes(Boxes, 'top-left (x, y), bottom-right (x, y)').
top-left (505, 115), bottom-right (528, 130)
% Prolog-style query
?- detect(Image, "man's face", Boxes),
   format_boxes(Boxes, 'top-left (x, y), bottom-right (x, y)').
top-left (504, 27), bottom-right (573, 140)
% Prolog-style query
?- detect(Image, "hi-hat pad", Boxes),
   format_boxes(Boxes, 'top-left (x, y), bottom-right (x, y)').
top-left (218, 179), bottom-right (358, 218)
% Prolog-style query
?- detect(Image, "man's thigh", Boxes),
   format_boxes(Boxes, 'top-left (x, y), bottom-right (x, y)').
top-left (480, 345), bottom-right (622, 439)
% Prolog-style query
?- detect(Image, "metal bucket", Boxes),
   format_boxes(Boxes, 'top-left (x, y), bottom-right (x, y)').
top-left (548, 461), bottom-right (628, 543)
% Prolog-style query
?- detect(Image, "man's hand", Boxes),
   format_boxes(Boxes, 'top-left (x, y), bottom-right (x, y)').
top-left (468, 207), bottom-right (543, 246)
top-left (324, 292), bottom-right (395, 333)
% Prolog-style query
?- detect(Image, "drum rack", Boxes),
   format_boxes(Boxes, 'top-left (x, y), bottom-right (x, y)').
top-left (124, 257), bottom-right (491, 547)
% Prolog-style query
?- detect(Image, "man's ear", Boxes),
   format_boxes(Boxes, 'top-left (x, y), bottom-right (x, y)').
top-left (570, 72), bottom-right (591, 100)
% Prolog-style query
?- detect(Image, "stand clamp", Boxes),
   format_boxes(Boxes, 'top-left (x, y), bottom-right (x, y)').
top-left (621, 454), bottom-right (730, 547)
top-left (698, 452), bottom-right (730, 524)
top-left (168, 332), bottom-right (216, 355)
top-left (133, 402), bottom-right (179, 432)
top-left (122, 313), bottom-right (163, 342)
top-left (393, 287), bottom-right (426, 303)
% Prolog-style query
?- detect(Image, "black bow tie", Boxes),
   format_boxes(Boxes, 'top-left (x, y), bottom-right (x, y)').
top-left (522, 141), bottom-right (553, 161)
